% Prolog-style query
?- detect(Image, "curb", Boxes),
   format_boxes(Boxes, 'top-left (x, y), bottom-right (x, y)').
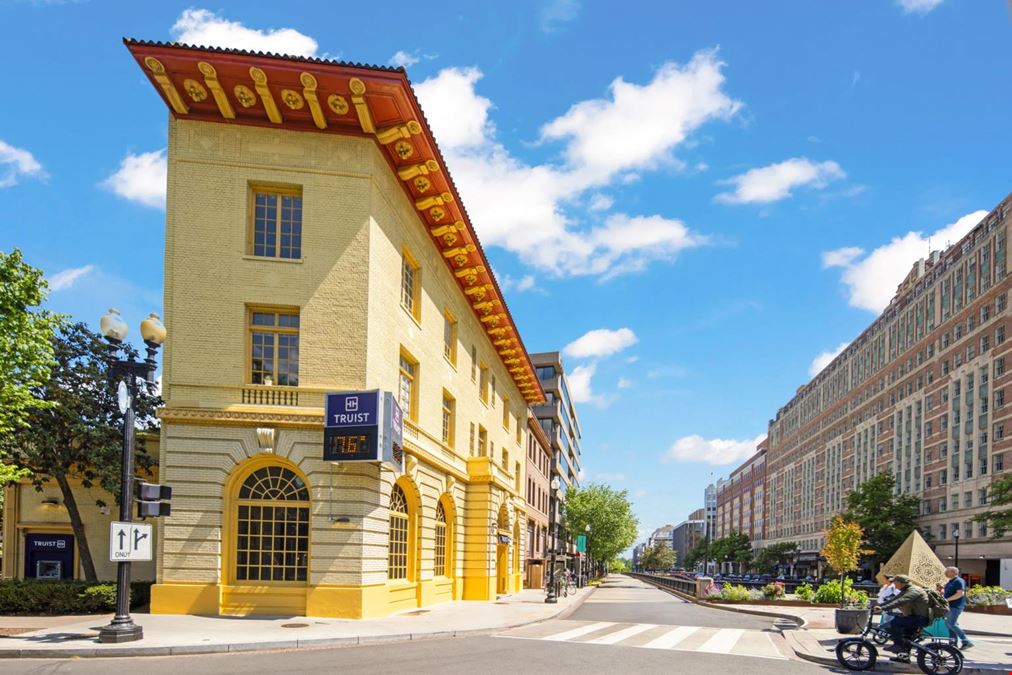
top-left (0, 586), bottom-right (597, 660)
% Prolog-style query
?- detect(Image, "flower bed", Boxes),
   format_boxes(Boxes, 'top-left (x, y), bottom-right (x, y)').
top-left (966, 585), bottom-right (1012, 614)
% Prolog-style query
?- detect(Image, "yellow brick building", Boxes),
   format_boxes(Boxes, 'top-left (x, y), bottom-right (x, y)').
top-left (126, 40), bottom-right (544, 619)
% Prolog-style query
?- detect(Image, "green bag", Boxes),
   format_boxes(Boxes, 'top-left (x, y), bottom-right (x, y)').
top-left (923, 617), bottom-right (950, 638)
top-left (925, 588), bottom-right (951, 621)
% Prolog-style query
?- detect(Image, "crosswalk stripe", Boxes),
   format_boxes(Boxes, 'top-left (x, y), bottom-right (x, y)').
top-left (543, 622), bottom-right (615, 642)
top-left (640, 625), bottom-right (699, 650)
top-left (697, 628), bottom-right (744, 654)
top-left (586, 623), bottom-right (657, 645)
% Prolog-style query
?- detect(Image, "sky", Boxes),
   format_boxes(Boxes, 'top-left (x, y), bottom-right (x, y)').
top-left (2, 0), bottom-right (1011, 549)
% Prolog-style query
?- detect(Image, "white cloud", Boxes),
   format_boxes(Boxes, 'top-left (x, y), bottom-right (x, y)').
top-left (389, 50), bottom-right (419, 68)
top-left (821, 246), bottom-right (864, 269)
top-left (49, 264), bottom-right (96, 292)
top-left (823, 210), bottom-right (989, 313)
top-left (540, 0), bottom-right (580, 32)
top-left (498, 272), bottom-right (539, 293)
top-left (170, 8), bottom-right (318, 56)
top-left (809, 341), bottom-right (850, 378)
top-left (897, 0), bottom-right (943, 14)
top-left (588, 193), bottom-right (614, 212)
top-left (102, 149), bottom-right (167, 208)
top-left (564, 327), bottom-right (638, 359)
top-left (413, 50), bottom-right (739, 279)
top-left (716, 157), bottom-right (845, 205)
top-left (0, 139), bottom-right (47, 188)
top-left (567, 363), bottom-right (610, 407)
top-left (617, 377), bottom-right (632, 389)
top-left (540, 51), bottom-right (742, 183)
top-left (664, 433), bottom-right (765, 466)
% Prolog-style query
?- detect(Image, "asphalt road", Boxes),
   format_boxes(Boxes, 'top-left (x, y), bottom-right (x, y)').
top-left (3, 576), bottom-right (827, 674)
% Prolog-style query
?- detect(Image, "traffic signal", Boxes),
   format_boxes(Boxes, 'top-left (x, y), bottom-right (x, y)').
top-left (137, 482), bottom-right (172, 519)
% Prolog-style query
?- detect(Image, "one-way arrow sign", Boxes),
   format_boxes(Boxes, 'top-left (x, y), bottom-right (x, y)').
top-left (109, 522), bottom-right (153, 562)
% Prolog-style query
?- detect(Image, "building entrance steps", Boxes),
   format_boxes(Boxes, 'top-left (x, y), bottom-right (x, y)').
top-left (0, 585), bottom-right (595, 659)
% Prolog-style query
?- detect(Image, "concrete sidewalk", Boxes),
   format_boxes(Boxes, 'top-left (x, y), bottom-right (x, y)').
top-left (784, 628), bottom-right (1012, 674)
top-left (0, 585), bottom-right (594, 658)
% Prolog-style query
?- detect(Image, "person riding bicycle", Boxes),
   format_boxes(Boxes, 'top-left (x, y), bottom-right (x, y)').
top-left (877, 574), bottom-right (931, 663)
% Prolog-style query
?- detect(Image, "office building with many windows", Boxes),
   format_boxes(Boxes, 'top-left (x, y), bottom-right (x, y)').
top-left (530, 352), bottom-right (584, 489)
top-left (127, 40), bottom-right (546, 618)
top-left (765, 194), bottom-right (1012, 584)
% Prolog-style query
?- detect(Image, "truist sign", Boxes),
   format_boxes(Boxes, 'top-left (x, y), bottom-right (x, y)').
top-left (323, 391), bottom-right (403, 471)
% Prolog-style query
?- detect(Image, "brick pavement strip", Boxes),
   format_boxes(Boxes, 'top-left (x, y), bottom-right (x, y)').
top-left (0, 586), bottom-right (596, 659)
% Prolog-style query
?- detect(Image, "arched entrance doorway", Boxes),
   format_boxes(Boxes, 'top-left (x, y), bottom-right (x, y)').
top-left (496, 505), bottom-right (510, 595)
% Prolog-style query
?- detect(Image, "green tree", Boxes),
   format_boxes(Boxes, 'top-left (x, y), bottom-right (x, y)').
top-left (710, 532), bottom-right (753, 571)
top-left (562, 483), bottom-right (638, 566)
top-left (753, 541), bottom-right (799, 573)
top-left (609, 558), bottom-right (629, 573)
top-left (640, 541), bottom-right (676, 571)
top-left (843, 471), bottom-right (920, 569)
top-left (974, 474), bottom-right (1012, 537)
top-left (0, 323), bottom-right (161, 581)
top-left (683, 537), bottom-right (708, 570)
top-left (821, 516), bottom-right (865, 605)
top-left (0, 249), bottom-right (63, 435)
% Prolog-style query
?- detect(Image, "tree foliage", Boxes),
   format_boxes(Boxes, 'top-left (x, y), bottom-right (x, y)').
top-left (0, 323), bottom-right (161, 581)
top-left (843, 471), bottom-right (921, 569)
top-left (640, 541), bottom-right (676, 571)
top-left (710, 532), bottom-right (753, 569)
top-left (753, 541), bottom-right (799, 573)
top-left (683, 537), bottom-right (708, 570)
top-left (821, 516), bottom-right (867, 606)
top-left (562, 483), bottom-right (638, 565)
top-left (974, 473), bottom-right (1012, 538)
top-left (0, 249), bottom-right (63, 435)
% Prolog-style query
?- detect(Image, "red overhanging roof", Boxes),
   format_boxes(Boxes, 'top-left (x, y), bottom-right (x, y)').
top-left (124, 39), bottom-right (545, 404)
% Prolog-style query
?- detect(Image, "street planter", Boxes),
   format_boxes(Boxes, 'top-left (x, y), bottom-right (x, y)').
top-left (968, 605), bottom-right (1012, 616)
top-left (834, 607), bottom-right (870, 634)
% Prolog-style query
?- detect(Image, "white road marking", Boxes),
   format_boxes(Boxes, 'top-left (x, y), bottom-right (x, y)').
top-left (543, 621), bottom-right (615, 641)
top-left (697, 628), bottom-right (744, 654)
top-left (640, 625), bottom-right (699, 650)
top-left (585, 623), bottom-right (657, 645)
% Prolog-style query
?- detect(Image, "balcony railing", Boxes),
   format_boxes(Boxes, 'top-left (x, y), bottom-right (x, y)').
top-left (241, 385), bottom-right (301, 406)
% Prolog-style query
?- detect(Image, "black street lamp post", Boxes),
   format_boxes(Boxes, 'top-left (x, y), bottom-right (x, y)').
top-left (97, 309), bottom-right (165, 644)
top-left (545, 473), bottom-right (561, 604)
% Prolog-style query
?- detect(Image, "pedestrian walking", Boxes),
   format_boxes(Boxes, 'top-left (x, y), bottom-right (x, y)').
top-left (876, 574), bottom-right (899, 625)
top-left (942, 566), bottom-right (974, 649)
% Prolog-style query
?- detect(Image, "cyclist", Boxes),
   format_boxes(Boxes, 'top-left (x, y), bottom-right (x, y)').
top-left (878, 574), bottom-right (931, 663)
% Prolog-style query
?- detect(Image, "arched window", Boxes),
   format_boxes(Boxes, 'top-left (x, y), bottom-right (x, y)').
top-left (434, 502), bottom-right (447, 577)
top-left (388, 485), bottom-right (409, 580)
top-left (235, 465), bottom-right (309, 582)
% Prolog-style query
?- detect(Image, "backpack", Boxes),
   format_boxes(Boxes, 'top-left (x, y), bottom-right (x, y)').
top-left (925, 588), bottom-right (949, 621)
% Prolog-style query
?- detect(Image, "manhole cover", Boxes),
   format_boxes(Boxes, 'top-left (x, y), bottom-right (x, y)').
top-left (281, 623), bottom-right (310, 628)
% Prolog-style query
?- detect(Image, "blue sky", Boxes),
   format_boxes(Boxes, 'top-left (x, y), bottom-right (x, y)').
top-left (2, 0), bottom-right (1010, 547)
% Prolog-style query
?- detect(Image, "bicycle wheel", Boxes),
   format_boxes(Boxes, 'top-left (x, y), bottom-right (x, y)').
top-left (835, 639), bottom-right (878, 671)
top-left (916, 643), bottom-right (963, 675)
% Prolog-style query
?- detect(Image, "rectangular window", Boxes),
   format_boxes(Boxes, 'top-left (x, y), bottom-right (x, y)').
top-left (470, 345), bottom-right (477, 381)
top-left (502, 397), bottom-right (510, 429)
top-left (442, 310), bottom-right (458, 365)
top-left (249, 309), bottom-right (300, 386)
top-left (478, 425), bottom-right (488, 457)
top-left (996, 454), bottom-right (1005, 472)
top-left (398, 350), bottom-right (418, 421)
top-left (516, 416), bottom-right (522, 445)
top-left (479, 363), bottom-right (489, 403)
top-left (250, 187), bottom-right (302, 259)
top-left (490, 374), bottom-right (497, 408)
top-left (469, 422), bottom-right (476, 455)
top-left (401, 249), bottom-right (420, 320)
top-left (441, 392), bottom-right (455, 447)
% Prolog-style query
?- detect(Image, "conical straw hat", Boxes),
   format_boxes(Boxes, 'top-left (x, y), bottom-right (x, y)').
top-left (875, 530), bottom-right (946, 588)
